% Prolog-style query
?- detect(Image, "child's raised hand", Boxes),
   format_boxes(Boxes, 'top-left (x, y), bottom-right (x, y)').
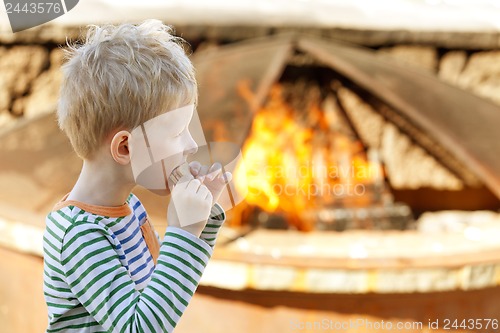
top-left (189, 161), bottom-right (232, 206)
top-left (167, 174), bottom-right (213, 237)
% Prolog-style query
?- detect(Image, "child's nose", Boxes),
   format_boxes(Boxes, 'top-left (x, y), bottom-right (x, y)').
top-left (183, 134), bottom-right (198, 156)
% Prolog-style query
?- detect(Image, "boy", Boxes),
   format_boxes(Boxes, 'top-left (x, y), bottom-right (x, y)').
top-left (43, 20), bottom-right (230, 332)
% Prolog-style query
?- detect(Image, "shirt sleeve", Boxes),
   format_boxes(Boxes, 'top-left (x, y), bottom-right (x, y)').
top-left (60, 222), bottom-right (213, 333)
top-left (199, 203), bottom-right (225, 248)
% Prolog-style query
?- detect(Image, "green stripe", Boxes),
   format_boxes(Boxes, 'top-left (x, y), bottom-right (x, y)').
top-left (43, 235), bottom-right (60, 254)
top-left (155, 270), bottom-right (193, 297)
top-left (47, 320), bottom-right (99, 333)
top-left (158, 262), bottom-right (198, 286)
top-left (44, 281), bottom-right (71, 293)
top-left (94, 216), bottom-right (104, 224)
top-left (43, 269), bottom-right (52, 279)
top-left (140, 294), bottom-right (168, 332)
top-left (108, 290), bottom-right (137, 330)
top-left (91, 278), bottom-right (129, 318)
top-left (162, 252), bottom-right (202, 277)
top-left (49, 304), bottom-right (83, 319)
top-left (142, 293), bottom-right (175, 328)
top-left (166, 232), bottom-right (210, 258)
top-left (115, 294), bottom-right (140, 333)
top-left (97, 282), bottom-right (134, 323)
top-left (54, 310), bottom-right (89, 323)
top-left (120, 315), bottom-right (142, 333)
top-left (44, 269), bottom-right (64, 282)
top-left (161, 242), bottom-right (207, 267)
top-left (75, 264), bottom-right (123, 299)
top-left (43, 245), bottom-right (59, 263)
top-left (46, 224), bottom-right (62, 242)
top-left (44, 260), bottom-right (64, 276)
top-left (64, 245), bottom-right (114, 277)
top-left (106, 216), bottom-right (125, 228)
top-left (150, 277), bottom-right (188, 308)
top-left (61, 236), bottom-right (109, 266)
top-left (149, 284), bottom-right (182, 317)
top-left (66, 257), bottom-right (117, 286)
top-left (43, 269), bottom-right (64, 282)
top-left (61, 226), bottom-right (106, 253)
top-left (202, 230), bottom-right (218, 234)
top-left (137, 306), bottom-right (154, 333)
top-left (62, 207), bottom-right (86, 222)
top-left (47, 213), bottom-right (67, 232)
top-left (99, 288), bottom-right (132, 325)
top-left (46, 301), bottom-right (76, 309)
top-left (44, 292), bottom-right (76, 302)
top-left (205, 224), bottom-right (221, 229)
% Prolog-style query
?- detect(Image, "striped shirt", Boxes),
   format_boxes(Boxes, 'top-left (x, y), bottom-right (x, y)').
top-left (43, 193), bottom-right (224, 333)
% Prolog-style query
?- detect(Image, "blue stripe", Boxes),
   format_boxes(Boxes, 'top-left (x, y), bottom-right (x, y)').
top-left (128, 246), bottom-right (149, 266)
top-left (132, 200), bottom-right (141, 211)
top-left (120, 225), bottom-right (141, 245)
top-left (114, 215), bottom-right (136, 236)
top-left (137, 212), bottom-right (147, 223)
top-left (134, 263), bottom-right (155, 285)
top-left (130, 254), bottom-right (153, 276)
top-left (124, 236), bottom-right (143, 255)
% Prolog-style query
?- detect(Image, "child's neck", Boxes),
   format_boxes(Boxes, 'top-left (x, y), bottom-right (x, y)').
top-left (67, 156), bottom-right (135, 207)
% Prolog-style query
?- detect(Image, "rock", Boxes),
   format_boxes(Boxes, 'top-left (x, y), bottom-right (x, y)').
top-left (23, 48), bottom-right (64, 118)
top-left (337, 87), bottom-right (384, 148)
top-left (0, 47), bottom-right (9, 112)
top-left (438, 51), bottom-right (468, 85)
top-left (0, 112), bottom-right (15, 129)
top-left (378, 45), bottom-right (438, 72)
top-left (0, 24), bottom-right (80, 45)
top-left (381, 122), bottom-right (463, 190)
top-left (10, 98), bottom-right (25, 117)
top-left (0, 46), bottom-right (49, 116)
top-left (0, 86), bottom-right (10, 112)
top-left (457, 51), bottom-right (500, 105)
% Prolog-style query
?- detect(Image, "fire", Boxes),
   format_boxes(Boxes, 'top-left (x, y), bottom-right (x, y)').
top-left (233, 83), bottom-right (383, 230)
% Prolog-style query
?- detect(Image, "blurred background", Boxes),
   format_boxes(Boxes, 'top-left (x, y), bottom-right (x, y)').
top-left (2, 0), bottom-right (500, 332)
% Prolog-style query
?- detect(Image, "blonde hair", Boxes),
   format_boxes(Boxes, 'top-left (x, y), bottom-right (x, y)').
top-left (57, 19), bottom-right (197, 158)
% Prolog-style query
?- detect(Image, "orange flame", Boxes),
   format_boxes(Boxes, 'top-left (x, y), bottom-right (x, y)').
top-left (233, 83), bottom-right (383, 230)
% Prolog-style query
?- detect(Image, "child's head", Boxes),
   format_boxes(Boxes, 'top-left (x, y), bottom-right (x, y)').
top-left (57, 19), bottom-right (198, 159)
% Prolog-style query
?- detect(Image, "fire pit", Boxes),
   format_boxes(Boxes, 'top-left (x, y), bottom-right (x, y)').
top-left (230, 78), bottom-right (414, 232)
top-left (189, 33), bottom-right (500, 331)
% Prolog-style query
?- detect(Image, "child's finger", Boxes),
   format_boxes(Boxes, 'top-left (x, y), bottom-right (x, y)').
top-left (186, 178), bottom-right (202, 192)
top-left (207, 163), bottom-right (222, 181)
top-left (177, 174), bottom-right (195, 187)
top-left (189, 161), bottom-right (201, 176)
top-left (205, 191), bottom-right (213, 202)
top-left (223, 171), bottom-right (232, 183)
top-left (196, 184), bottom-right (210, 197)
top-left (197, 165), bottom-right (210, 182)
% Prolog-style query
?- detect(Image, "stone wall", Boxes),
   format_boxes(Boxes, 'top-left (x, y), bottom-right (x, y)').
top-left (379, 45), bottom-right (500, 106)
top-left (0, 45), bottom-right (64, 128)
top-left (1, 25), bottom-right (500, 130)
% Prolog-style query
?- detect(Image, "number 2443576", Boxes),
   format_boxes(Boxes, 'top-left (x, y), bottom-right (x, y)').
top-left (443, 318), bottom-right (498, 330)
top-left (5, 2), bottom-right (62, 14)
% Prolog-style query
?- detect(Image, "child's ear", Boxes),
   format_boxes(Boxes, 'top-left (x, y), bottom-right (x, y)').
top-left (110, 130), bottom-right (131, 165)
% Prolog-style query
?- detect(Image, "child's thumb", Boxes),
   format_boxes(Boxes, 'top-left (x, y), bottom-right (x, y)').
top-left (175, 174), bottom-right (195, 188)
